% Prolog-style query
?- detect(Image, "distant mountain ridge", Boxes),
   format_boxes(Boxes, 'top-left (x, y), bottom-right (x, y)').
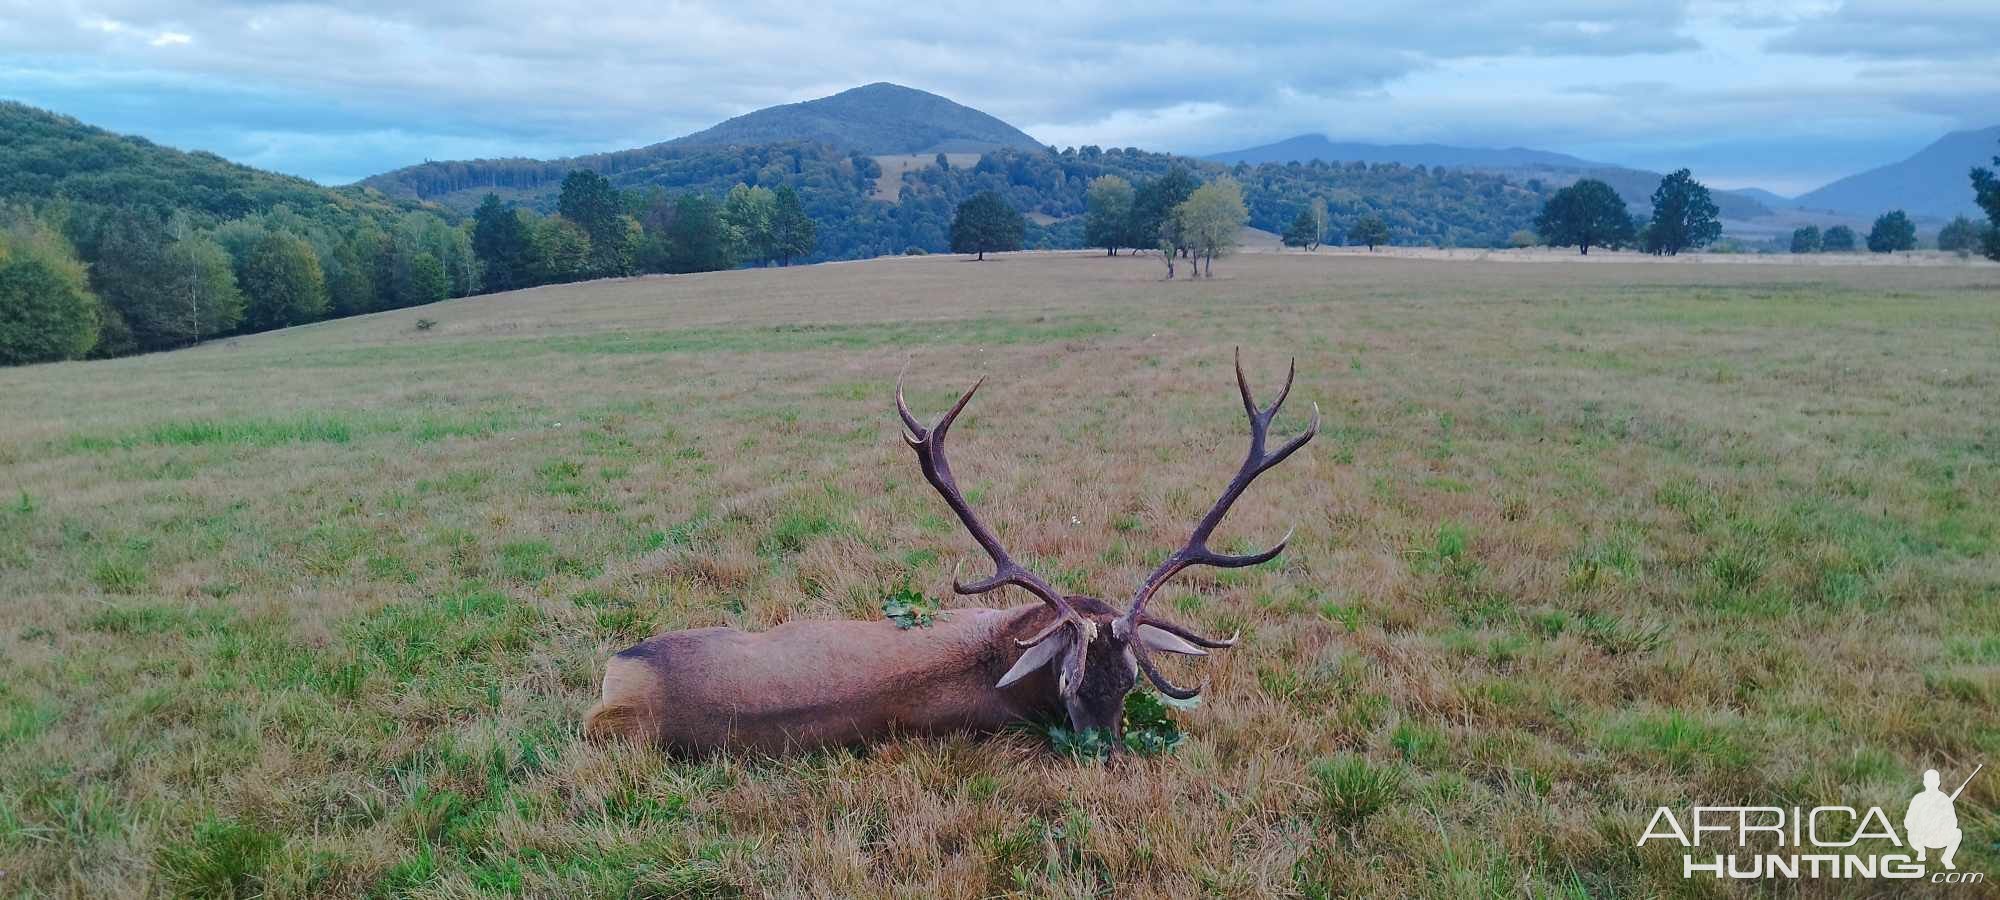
top-left (1791, 125), bottom-right (1999, 219)
top-left (1207, 134), bottom-right (1599, 169)
top-left (668, 82), bottom-right (1043, 154)
top-left (1207, 133), bottom-right (1772, 220)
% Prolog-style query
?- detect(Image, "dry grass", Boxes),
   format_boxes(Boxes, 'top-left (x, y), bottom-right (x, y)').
top-left (1, 252), bottom-right (1996, 897)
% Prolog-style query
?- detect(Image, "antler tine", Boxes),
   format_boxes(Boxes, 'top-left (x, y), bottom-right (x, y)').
top-left (896, 366), bottom-right (1096, 657)
top-left (1133, 643), bottom-right (1202, 700)
top-left (1117, 353), bottom-right (1318, 635)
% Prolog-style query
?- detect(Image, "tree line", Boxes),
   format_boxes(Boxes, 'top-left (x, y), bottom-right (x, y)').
top-left (0, 168), bottom-right (817, 366)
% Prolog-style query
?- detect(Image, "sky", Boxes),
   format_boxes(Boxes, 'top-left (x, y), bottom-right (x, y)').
top-left (3, 1), bottom-right (1997, 194)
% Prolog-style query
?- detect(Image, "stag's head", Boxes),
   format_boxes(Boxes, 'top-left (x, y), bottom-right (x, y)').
top-left (897, 351), bottom-right (1318, 742)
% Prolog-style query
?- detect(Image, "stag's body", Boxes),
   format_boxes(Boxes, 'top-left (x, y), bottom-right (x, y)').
top-left (585, 602), bottom-right (1081, 752)
top-left (589, 352), bottom-right (1314, 753)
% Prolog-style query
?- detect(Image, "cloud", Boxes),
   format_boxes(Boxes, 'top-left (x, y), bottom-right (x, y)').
top-left (1767, 1), bottom-right (2000, 59)
top-left (0, 0), bottom-right (1991, 188)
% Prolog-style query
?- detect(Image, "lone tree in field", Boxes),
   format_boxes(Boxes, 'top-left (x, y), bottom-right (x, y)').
top-left (1821, 224), bottom-right (1857, 252)
top-left (1789, 225), bottom-right (1821, 254)
top-left (1642, 169), bottom-right (1721, 255)
top-left (1534, 178), bottom-right (1633, 255)
top-left (1936, 216), bottom-right (1980, 255)
top-left (1084, 175), bottom-right (1135, 256)
top-left (1177, 177), bottom-right (1248, 277)
top-left (1972, 145), bottom-right (2000, 261)
top-left (1282, 207), bottom-right (1321, 250)
top-left (1866, 210), bottom-right (1916, 253)
top-left (950, 192), bottom-right (1024, 261)
top-left (1350, 214), bottom-right (1390, 251)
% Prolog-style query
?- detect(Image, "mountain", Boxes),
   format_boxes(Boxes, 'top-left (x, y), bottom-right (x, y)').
top-left (1730, 187), bottom-right (1796, 209)
top-left (1792, 125), bottom-right (1999, 219)
top-left (1207, 134), bottom-right (1598, 169)
top-left (1206, 133), bottom-right (1771, 220)
top-left (668, 82), bottom-right (1043, 154)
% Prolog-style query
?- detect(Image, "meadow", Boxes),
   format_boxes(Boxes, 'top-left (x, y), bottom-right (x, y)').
top-left (1, 250), bottom-right (1996, 897)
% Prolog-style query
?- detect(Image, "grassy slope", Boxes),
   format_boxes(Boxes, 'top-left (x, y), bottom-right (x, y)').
top-left (1, 253), bottom-right (1996, 897)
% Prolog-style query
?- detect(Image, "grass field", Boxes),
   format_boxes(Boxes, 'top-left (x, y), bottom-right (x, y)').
top-left (2, 251), bottom-right (1997, 897)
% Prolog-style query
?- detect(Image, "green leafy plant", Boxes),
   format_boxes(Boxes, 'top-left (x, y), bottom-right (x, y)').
top-left (1120, 690), bottom-right (1187, 756)
top-left (1041, 690), bottom-right (1189, 760)
top-left (1309, 752), bottom-right (1406, 827)
top-left (880, 584), bottom-right (944, 629)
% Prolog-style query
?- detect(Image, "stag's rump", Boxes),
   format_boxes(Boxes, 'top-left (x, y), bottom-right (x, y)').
top-left (583, 606), bottom-right (1049, 751)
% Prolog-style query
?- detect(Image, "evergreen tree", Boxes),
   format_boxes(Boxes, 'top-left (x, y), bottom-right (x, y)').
top-left (770, 186), bottom-right (816, 265)
top-left (472, 193), bottom-right (535, 291)
top-left (1351, 214), bottom-right (1390, 251)
top-left (0, 219), bottom-right (100, 365)
top-left (949, 192), bottom-right (1025, 261)
top-left (1534, 179), bottom-right (1633, 254)
top-left (1282, 207), bottom-right (1319, 249)
top-left (667, 195), bottom-right (735, 273)
top-left (1865, 210), bottom-right (1916, 253)
top-left (1642, 169), bottom-right (1721, 255)
top-left (559, 169), bottom-right (631, 276)
top-left (239, 230), bottom-right (327, 330)
top-left (1789, 225), bottom-right (1821, 254)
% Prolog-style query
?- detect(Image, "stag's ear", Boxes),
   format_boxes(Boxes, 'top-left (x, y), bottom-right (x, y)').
top-left (1135, 624), bottom-right (1209, 656)
top-left (995, 637), bottom-right (1066, 688)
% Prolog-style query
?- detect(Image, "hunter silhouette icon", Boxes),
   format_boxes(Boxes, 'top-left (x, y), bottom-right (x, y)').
top-left (1905, 765), bottom-right (1979, 870)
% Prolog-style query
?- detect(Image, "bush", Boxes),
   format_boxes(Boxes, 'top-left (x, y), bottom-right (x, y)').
top-left (903, 246), bottom-right (926, 256)
top-left (1507, 229), bottom-right (1537, 249)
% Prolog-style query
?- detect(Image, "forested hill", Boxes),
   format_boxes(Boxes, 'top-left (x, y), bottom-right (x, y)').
top-left (366, 141), bottom-right (1552, 260)
top-left (671, 82), bottom-right (1043, 153)
top-left (0, 101), bottom-right (428, 226)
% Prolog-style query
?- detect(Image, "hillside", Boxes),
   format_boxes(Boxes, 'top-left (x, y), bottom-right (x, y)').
top-left (670, 82), bottom-right (1043, 154)
top-left (0, 101), bottom-right (480, 361)
top-left (0, 101), bottom-right (424, 226)
top-left (1206, 132), bottom-right (1771, 221)
top-left (1207, 134), bottom-right (1598, 169)
top-left (1792, 125), bottom-right (2000, 219)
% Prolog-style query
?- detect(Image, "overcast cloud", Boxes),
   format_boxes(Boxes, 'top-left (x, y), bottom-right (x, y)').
top-left (3, 0), bottom-right (1996, 192)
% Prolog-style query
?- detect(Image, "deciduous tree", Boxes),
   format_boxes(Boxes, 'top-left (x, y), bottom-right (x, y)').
top-left (1789, 225), bottom-right (1821, 254)
top-left (1351, 214), bottom-right (1390, 251)
top-left (1821, 224), bottom-right (1857, 252)
top-left (1534, 179), bottom-right (1633, 254)
top-left (1936, 216), bottom-right (1980, 254)
top-left (1084, 175), bottom-right (1135, 256)
top-left (1177, 178), bottom-right (1247, 277)
top-left (239, 230), bottom-right (327, 331)
top-left (1865, 210), bottom-right (1916, 253)
top-left (1642, 169), bottom-right (1721, 255)
top-left (949, 192), bottom-right (1024, 261)
top-left (0, 218), bottom-right (99, 365)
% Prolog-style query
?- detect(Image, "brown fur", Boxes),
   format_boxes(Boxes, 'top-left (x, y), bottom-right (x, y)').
top-left (584, 601), bottom-right (1120, 752)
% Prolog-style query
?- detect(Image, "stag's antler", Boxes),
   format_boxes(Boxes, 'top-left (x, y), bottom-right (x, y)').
top-left (1115, 349), bottom-right (1318, 698)
top-left (897, 368), bottom-right (1097, 683)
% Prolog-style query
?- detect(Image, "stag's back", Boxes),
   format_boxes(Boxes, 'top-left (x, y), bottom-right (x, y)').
top-left (584, 605), bottom-right (1058, 752)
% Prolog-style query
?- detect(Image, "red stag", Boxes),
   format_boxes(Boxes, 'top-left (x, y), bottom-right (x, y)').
top-left (585, 352), bottom-right (1317, 752)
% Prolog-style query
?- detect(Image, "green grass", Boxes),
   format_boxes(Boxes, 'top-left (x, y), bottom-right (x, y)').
top-left (1, 252), bottom-right (1995, 895)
